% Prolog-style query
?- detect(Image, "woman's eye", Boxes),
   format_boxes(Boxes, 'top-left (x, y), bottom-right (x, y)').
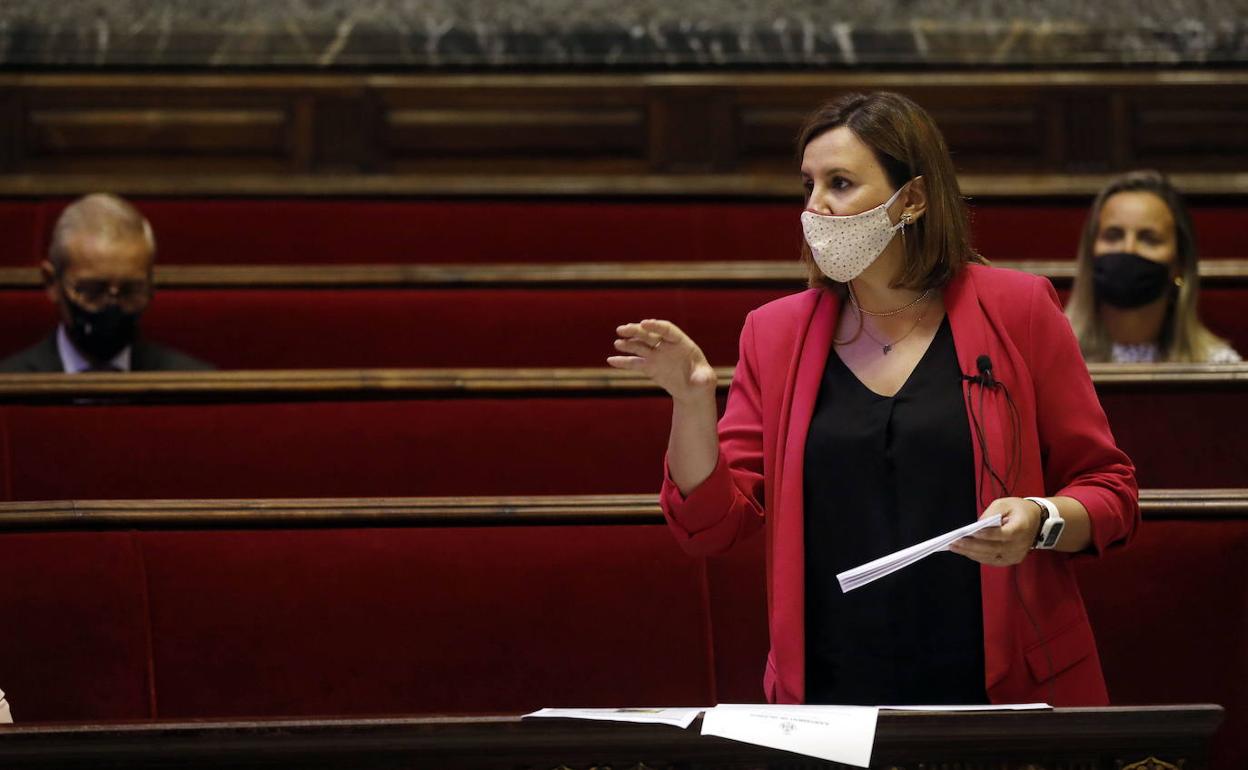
top-left (831, 177), bottom-right (851, 190)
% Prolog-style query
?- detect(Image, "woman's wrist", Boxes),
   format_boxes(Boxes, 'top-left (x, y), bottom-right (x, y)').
top-left (671, 381), bottom-right (718, 408)
top-left (1027, 497), bottom-right (1047, 544)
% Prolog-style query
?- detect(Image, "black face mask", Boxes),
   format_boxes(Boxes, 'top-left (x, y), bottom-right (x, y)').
top-left (64, 296), bottom-right (140, 363)
top-left (1092, 252), bottom-right (1173, 309)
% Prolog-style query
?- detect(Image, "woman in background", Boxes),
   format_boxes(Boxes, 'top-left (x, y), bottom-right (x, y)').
top-left (1065, 170), bottom-right (1241, 363)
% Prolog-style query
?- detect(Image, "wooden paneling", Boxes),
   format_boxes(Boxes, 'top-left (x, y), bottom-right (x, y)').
top-left (15, 83), bottom-right (302, 173)
top-left (0, 708), bottom-right (1225, 770)
top-left (1, 71), bottom-right (1247, 195)
top-left (377, 81), bottom-right (649, 172)
top-left (27, 109), bottom-right (286, 154)
top-left (735, 85), bottom-right (1053, 173)
top-left (1128, 93), bottom-right (1248, 169)
top-left (0, 489), bottom-right (1239, 531)
top-left (0, 171), bottom-right (1245, 198)
top-left (310, 91), bottom-right (381, 172)
top-left (389, 108), bottom-right (643, 155)
top-left (2, 259), bottom-right (1247, 290)
top-left (0, 363), bottom-right (1244, 403)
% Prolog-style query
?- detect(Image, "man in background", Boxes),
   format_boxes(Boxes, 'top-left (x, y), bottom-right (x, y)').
top-left (0, 193), bottom-right (212, 372)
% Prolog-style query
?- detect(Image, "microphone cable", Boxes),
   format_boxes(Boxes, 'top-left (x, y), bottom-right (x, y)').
top-left (962, 357), bottom-right (1058, 706)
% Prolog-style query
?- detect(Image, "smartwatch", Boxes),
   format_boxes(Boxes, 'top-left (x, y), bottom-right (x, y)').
top-left (1025, 497), bottom-right (1065, 550)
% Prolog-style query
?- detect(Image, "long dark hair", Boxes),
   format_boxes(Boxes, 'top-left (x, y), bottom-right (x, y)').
top-left (796, 91), bottom-right (983, 290)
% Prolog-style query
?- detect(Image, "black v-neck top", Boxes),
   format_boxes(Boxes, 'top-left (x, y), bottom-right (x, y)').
top-left (803, 316), bottom-right (987, 705)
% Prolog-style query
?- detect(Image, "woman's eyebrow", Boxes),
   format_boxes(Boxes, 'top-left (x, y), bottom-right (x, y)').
top-left (802, 166), bottom-right (853, 176)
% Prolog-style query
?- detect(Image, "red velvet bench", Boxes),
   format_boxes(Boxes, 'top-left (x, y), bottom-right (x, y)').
top-left (2, 199), bottom-right (1246, 266)
top-left (0, 492), bottom-right (1241, 768)
top-left (1, 283), bottom-right (1245, 370)
top-left (0, 367), bottom-right (1245, 501)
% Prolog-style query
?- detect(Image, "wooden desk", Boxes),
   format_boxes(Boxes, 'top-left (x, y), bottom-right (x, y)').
top-left (0, 706), bottom-right (1224, 770)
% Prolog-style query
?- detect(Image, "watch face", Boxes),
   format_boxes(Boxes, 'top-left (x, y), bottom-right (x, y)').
top-left (1040, 520), bottom-right (1065, 549)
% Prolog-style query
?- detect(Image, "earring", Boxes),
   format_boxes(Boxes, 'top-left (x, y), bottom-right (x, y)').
top-left (1174, 276), bottom-right (1185, 288)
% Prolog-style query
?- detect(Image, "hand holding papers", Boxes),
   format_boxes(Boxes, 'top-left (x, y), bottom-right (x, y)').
top-left (837, 513), bottom-right (1003, 592)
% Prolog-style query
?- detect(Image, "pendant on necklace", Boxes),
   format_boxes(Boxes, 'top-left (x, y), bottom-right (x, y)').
top-left (882, 344), bottom-right (892, 354)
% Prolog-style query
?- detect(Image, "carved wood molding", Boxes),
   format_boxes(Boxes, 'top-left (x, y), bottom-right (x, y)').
top-left (1, 173), bottom-right (1246, 198)
top-left (0, 260), bottom-right (1245, 290)
top-left (2, 70), bottom-right (1248, 197)
top-left (0, 367), bottom-right (691, 400)
top-left (7, 71), bottom-right (1247, 88)
top-left (0, 364), bottom-right (1245, 402)
top-left (0, 490), bottom-right (1240, 530)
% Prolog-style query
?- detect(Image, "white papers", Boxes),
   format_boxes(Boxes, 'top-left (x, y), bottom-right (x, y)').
top-left (881, 703), bottom-right (1050, 711)
top-left (837, 514), bottom-right (1003, 592)
top-left (701, 704), bottom-right (878, 768)
top-left (522, 707), bottom-right (701, 729)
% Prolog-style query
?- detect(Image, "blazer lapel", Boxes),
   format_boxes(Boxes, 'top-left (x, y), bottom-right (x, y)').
top-left (770, 287), bottom-right (837, 703)
top-left (945, 267), bottom-right (1012, 695)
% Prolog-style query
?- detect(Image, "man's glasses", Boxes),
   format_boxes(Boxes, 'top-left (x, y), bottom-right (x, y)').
top-left (63, 279), bottom-right (151, 311)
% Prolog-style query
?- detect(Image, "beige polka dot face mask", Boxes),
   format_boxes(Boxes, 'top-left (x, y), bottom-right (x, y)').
top-left (801, 185), bottom-right (908, 283)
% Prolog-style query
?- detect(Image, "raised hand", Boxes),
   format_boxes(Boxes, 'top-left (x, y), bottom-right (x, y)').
top-left (608, 319), bottom-right (717, 404)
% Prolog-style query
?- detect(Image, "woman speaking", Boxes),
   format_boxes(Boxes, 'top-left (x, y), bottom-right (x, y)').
top-left (609, 92), bottom-right (1139, 706)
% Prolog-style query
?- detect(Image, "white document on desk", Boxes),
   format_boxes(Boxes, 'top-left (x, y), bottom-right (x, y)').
top-left (522, 707), bottom-right (701, 729)
top-left (701, 704), bottom-right (878, 767)
top-left (837, 513), bottom-right (1003, 593)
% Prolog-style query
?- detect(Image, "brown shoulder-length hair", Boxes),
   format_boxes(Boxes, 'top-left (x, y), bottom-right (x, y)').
top-left (796, 91), bottom-right (984, 291)
top-left (1065, 169), bottom-right (1231, 363)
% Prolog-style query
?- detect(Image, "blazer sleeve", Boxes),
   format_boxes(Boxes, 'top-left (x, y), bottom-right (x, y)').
top-left (659, 311), bottom-right (766, 556)
top-left (1028, 278), bottom-right (1140, 555)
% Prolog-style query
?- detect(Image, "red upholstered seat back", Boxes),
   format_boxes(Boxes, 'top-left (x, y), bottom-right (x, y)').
top-left (0, 515), bottom-right (1240, 767)
top-left (1, 390), bottom-right (1246, 502)
top-left (0, 399), bottom-right (673, 500)
top-left (2, 199), bottom-right (1246, 266)
top-left (1078, 520), bottom-right (1248, 770)
top-left (2, 286), bottom-right (1246, 370)
top-left (0, 288), bottom-right (783, 370)
top-left (0, 533), bottom-right (153, 720)
top-left (139, 526), bottom-right (713, 717)
top-left (0, 525), bottom-right (713, 720)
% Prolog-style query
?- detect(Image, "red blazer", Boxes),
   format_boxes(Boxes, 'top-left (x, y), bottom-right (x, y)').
top-left (660, 264), bottom-right (1139, 706)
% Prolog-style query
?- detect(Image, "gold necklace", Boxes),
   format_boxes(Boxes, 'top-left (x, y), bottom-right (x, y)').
top-left (847, 282), bottom-right (932, 317)
top-left (858, 294), bottom-right (932, 355)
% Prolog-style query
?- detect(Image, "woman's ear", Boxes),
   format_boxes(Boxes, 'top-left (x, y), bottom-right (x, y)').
top-left (901, 175), bottom-right (928, 224)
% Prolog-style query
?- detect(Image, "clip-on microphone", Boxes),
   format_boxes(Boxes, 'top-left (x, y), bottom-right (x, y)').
top-left (962, 354), bottom-right (996, 387)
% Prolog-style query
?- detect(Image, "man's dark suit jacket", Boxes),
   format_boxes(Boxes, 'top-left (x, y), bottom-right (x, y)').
top-left (0, 333), bottom-right (214, 372)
